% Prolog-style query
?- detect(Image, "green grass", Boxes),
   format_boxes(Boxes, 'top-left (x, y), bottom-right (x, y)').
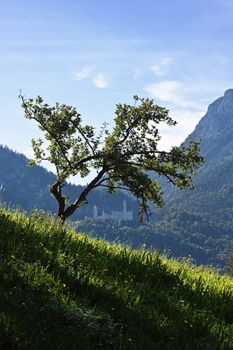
top-left (0, 207), bottom-right (233, 349)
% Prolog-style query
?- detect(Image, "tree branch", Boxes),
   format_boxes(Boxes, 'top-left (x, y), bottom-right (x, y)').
top-left (70, 120), bottom-right (96, 155)
top-left (114, 113), bottom-right (142, 147)
top-left (63, 168), bottom-right (107, 219)
top-left (97, 184), bottom-right (131, 192)
top-left (92, 177), bottom-right (110, 187)
top-left (73, 153), bottom-right (102, 169)
top-left (50, 181), bottom-right (66, 218)
top-left (123, 150), bottom-right (171, 157)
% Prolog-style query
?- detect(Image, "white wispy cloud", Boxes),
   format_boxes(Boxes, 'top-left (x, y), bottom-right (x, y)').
top-left (150, 57), bottom-right (173, 76)
top-left (144, 78), bottom-right (208, 150)
top-left (145, 80), bottom-right (194, 108)
top-left (93, 73), bottom-right (109, 89)
top-left (145, 80), bottom-right (182, 103)
top-left (133, 68), bottom-right (141, 80)
top-left (157, 109), bottom-right (205, 151)
top-left (73, 65), bottom-right (95, 81)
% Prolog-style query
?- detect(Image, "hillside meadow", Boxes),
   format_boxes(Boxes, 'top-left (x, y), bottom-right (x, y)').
top-left (0, 207), bottom-right (233, 349)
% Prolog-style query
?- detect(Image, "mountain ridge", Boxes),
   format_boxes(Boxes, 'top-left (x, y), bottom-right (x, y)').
top-left (190, 89), bottom-right (233, 140)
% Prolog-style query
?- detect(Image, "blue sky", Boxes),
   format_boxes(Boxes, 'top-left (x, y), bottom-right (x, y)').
top-left (1, 0), bottom-right (233, 183)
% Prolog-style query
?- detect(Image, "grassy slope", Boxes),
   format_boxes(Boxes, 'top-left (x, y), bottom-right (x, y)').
top-left (0, 208), bottom-right (233, 350)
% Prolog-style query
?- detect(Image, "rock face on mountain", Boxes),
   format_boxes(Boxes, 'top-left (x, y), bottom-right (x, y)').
top-left (191, 89), bottom-right (233, 140)
top-left (185, 89), bottom-right (233, 197)
top-left (188, 89), bottom-right (233, 167)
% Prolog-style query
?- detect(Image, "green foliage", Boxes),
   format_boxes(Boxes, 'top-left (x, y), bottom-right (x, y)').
top-left (20, 94), bottom-right (203, 221)
top-left (0, 207), bottom-right (233, 349)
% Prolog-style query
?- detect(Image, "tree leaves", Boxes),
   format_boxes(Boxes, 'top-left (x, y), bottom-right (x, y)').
top-left (20, 94), bottom-right (203, 222)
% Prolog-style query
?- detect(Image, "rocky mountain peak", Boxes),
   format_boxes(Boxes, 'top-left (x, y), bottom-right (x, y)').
top-left (223, 88), bottom-right (233, 99)
top-left (190, 89), bottom-right (233, 140)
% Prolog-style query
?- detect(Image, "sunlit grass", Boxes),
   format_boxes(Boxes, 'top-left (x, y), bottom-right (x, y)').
top-left (0, 206), bottom-right (233, 349)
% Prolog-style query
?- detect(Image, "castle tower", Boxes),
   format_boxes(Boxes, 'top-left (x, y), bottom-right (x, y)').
top-left (123, 200), bottom-right (127, 213)
top-left (0, 184), bottom-right (4, 202)
top-left (93, 205), bottom-right (98, 218)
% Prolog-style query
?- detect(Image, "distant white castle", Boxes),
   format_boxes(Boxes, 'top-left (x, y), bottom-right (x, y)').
top-left (0, 184), bottom-right (4, 202)
top-left (93, 200), bottom-right (133, 221)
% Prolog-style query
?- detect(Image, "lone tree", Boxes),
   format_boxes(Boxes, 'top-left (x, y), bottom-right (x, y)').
top-left (20, 94), bottom-right (203, 223)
